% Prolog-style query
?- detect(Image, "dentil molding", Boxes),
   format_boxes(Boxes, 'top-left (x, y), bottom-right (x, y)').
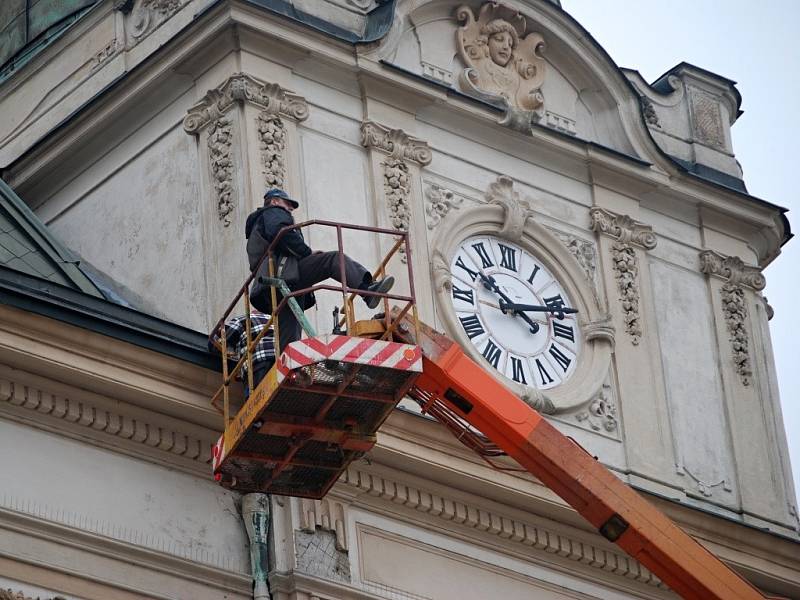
top-left (700, 250), bottom-right (766, 386)
top-left (333, 465), bottom-right (663, 589)
top-left (590, 208), bottom-right (657, 346)
top-left (0, 375), bottom-right (213, 470)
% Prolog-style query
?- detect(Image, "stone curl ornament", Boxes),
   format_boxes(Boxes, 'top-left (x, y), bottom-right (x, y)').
top-left (456, 3), bottom-right (546, 114)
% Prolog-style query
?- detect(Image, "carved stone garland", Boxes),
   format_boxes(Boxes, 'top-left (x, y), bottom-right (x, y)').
top-left (590, 208), bottom-right (657, 345)
top-left (184, 74), bottom-right (308, 226)
top-left (575, 383), bottom-right (617, 433)
top-left (361, 121), bottom-right (432, 261)
top-left (207, 118), bottom-right (235, 226)
top-left (424, 183), bottom-right (464, 229)
top-left (700, 250), bottom-right (766, 386)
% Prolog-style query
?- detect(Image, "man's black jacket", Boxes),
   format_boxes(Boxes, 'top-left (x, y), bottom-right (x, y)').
top-left (245, 205), bottom-right (315, 311)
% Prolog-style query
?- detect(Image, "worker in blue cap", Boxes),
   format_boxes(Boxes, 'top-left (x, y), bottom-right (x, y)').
top-left (246, 188), bottom-right (394, 352)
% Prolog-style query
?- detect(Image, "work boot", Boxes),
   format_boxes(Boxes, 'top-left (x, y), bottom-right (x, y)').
top-left (362, 276), bottom-right (395, 309)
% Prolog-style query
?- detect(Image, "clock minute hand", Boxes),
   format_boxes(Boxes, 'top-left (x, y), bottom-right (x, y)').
top-left (498, 302), bottom-right (579, 320)
top-left (478, 273), bottom-right (540, 334)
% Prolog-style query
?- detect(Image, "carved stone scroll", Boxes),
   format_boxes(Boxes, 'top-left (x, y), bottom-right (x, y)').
top-left (455, 3), bottom-right (546, 118)
top-left (485, 176), bottom-right (534, 242)
top-left (183, 74), bottom-right (308, 135)
top-left (360, 121), bottom-right (432, 165)
top-left (700, 250), bottom-right (765, 386)
top-left (361, 121), bottom-right (431, 262)
top-left (590, 208), bottom-right (656, 345)
top-left (127, 0), bottom-right (185, 46)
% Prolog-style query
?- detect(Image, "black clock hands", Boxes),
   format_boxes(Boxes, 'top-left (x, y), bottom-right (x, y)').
top-left (478, 273), bottom-right (542, 334)
top-left (498, 302), bottom-right (579, 320)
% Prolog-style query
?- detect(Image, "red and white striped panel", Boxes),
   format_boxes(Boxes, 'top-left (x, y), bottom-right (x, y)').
top-left (278, 335), bottom-right (422, 381)
top-left (211, 434), bottom-right (226, 472)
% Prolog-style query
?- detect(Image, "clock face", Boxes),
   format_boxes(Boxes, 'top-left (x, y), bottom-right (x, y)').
top-left (449, 235), bottom-right (581, 390)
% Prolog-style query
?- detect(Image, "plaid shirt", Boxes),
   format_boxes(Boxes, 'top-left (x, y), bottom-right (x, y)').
top-left (211, 313), bottom-right (275, 381)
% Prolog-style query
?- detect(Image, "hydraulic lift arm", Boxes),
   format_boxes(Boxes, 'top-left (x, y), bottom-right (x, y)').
top-left (397, 316), bottom-right (768, 600)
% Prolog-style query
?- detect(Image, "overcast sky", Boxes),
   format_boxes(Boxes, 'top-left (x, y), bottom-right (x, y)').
top-left (562, 0), bottom-right (800, 507)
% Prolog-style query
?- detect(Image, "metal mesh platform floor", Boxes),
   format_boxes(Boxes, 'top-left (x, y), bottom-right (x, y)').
top-left (215, 353), bottom-right (420, 498)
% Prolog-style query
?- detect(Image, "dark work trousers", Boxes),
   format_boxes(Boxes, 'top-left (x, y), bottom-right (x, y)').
top-left (244, 360), bottom-right (274, 399)
top-left (277, 251), bottom-right (371, 354)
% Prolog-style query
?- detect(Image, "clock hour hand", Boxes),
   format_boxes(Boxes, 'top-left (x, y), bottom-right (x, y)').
top-left (498, 302), bottom-right (579, 320)
top-left (478, 273), bottom-right (540, 334)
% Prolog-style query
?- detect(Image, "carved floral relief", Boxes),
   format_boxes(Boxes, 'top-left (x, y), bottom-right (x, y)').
top-left (207, 118), bottom-right (235, 226)
top-left (424, 183), bottom-right (463, 229)
top-left (184, 74), bottom-right (308, 226)
top-left (361, 121), bottom-right (432, 262)
top-left (590, 208), bottom-right (657, 345)
top-left (700, 250), bottom-right (766, 386)
top-left (575, 383), bottom-right (618, 434)
top-left (456, 3), bottom-right (546, 115)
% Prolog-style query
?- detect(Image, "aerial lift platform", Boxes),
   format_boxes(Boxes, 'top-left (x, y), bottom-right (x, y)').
top-left (209, 220), bottom-right (774, 600)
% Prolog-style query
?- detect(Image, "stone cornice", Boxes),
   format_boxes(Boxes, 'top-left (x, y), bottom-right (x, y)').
top-left (0, 503), bottom-right (250, 593)
top-left (360, 121), bottom-right (432, 165)
top-left (699, 250), bottom-right (766, 290)
top-left (0, 370), bottom-right (214, 475)
top-left (332, 464), bottom-right (664, 589)
top-left (183, 73), bottom-right (309, 134)
top-left (0, 303), bottom-right (222, 430)
top-left (589, 207), bottom-right (657, 249)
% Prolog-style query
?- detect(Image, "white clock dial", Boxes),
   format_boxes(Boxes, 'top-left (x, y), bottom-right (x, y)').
top-left (449, 235), bottom-right (581, 390)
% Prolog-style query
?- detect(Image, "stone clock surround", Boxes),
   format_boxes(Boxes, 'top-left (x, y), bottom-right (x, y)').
top-left (430, 176), bottom-right (614, 414)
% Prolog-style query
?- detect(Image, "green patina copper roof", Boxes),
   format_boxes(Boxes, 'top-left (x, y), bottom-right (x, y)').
top-left (0, 0), bottom-right (100, 78)
top-left (0, 177), bottom-right (103, 297)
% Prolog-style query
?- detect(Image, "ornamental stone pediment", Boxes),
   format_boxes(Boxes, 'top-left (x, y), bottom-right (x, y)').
top-left (376, 1), bottom-right (638, 154)
top-left (455, 3), bottom-right (546, 117)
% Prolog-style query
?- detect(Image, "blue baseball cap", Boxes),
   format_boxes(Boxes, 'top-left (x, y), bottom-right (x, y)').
top-left (263, 188), bottom-right (299, 208)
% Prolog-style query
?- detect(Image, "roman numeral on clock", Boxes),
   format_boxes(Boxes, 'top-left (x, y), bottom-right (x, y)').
top-left (544, 294), bottom-right (567, 319)
top-left (471, 242), bottom-right (494, 269)
top-left (498, 244), bottom-right (517, 271)
top-left (552, 322), bottom-right (575, 343)
top-left (549, 344), bottom-right (572, 372)
top-left (482, 339), bottom-right (502, 369)
top-left (535, 358), bottom-right (554, 385)
top-left (452, 285), bottom-right (474, 305)
top-left (459, 314), bottom-right (485, 339)
top-left (454, 256), bottom-right (480, 282)
top-left (510, 356), bottom-right (527, 384)
top-left (527, 264), bottom-right (540, 284)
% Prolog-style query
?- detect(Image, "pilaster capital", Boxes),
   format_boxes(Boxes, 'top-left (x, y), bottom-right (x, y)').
top-left (589, 207), bottom-right (657, 250)
top-left (360, 121), bottom-right (432, 165)
top-left (183, 73), bottom-right (309, 134)
top-left (699, 250), bottom-right (766, 290)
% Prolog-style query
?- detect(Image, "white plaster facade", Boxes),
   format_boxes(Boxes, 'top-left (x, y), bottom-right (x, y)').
top-left (0, 0), bottom-right (797, 598)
